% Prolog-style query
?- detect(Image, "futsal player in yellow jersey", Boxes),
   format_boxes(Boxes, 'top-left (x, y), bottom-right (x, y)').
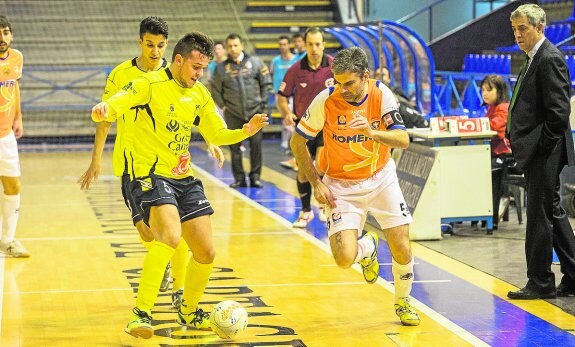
top-left (91, 32), bottom-right (268, 339)
top-left (79, 17), bottom-right (219, 308)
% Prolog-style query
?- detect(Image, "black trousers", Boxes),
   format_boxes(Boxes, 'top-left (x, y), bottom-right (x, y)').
top-left (225, 114), bottom-right (263, 182)
top-left (524, 138), bottom-right (575, 292)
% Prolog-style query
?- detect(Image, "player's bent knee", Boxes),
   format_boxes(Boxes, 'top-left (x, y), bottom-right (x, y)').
top-left (392, 246), bottom-right (412, 264)
top-left (195, 248), bottom-right (216, 264)
top-left (333, 253), bottom-right (354, 269)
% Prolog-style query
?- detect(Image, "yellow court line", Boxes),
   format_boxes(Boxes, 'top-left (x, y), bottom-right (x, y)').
top-left (251, 21), bottom-right (333, 27)
top-left (248, 1), bottom-right (331, 6)
top-left (412, 242), bottom-right (575, 330)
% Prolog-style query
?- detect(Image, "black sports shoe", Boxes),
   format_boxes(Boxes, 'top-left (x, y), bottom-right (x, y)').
top-left (250, 179), bottom-right (263, 188)
top-left (230, 181), bottom-right (247, 188)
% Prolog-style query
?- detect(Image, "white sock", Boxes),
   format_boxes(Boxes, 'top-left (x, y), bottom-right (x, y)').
top-left (1, 194), bottom-right (20, 244)
top-left (392, 257), bottom-right (414, 303)
top-left (354, 234), bottom-right (375, 263)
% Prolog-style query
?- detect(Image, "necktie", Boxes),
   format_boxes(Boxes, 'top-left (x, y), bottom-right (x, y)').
top-left (507, 55), bottom-right (530, 133)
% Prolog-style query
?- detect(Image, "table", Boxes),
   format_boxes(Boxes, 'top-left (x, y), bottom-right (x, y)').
top-left (400, 128), bottom-right (497, 239)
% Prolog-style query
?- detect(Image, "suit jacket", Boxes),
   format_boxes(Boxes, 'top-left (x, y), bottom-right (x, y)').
top-left (508, 39), bottom-right (575, 171)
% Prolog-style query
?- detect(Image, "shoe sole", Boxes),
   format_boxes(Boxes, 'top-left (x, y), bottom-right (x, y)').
top-left (400, 319), bottom-right (421, 326)
top-left (507, 293), bottom-right (557, 300)
top-left (125, 326), bottom-right (153, 339)
top-left (0, 251), bottom-right (30, 258)
top-left (10, 254), bottom-right (31, 258)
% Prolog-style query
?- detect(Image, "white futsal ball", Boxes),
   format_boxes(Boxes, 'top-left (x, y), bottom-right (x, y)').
top-left (210, 300), bottom-right (248, 339)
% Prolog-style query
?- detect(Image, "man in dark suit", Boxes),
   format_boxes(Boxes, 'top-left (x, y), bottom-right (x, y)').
top-left (507, 4), bottom-right (575, 300)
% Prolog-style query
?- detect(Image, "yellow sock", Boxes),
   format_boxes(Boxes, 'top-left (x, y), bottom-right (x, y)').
top-left (139, 236), bottom-right (153, 251)
top-left (181, 257), bottom-right (213, 314)
top-left (135, 241), bottom-right (175, 313)
top-left (171, 238), bottom-right (189, 291)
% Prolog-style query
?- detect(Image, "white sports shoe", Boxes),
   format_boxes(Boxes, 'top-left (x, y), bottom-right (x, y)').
top-left (0, 240), bottom-right (30, 258)
top-left (293, 210), bottom-right (314, 228)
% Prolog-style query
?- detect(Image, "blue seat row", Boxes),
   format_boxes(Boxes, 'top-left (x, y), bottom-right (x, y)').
top-left (463, 54), bottom-right (511, 74)
top-left (497, 23), bottom-right (571, 52)
top-left (539, 0), bottom-right (571, 4)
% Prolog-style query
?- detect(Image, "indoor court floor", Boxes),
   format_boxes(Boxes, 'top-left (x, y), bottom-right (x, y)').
top-left (2, 141), bottom-right (575, 347)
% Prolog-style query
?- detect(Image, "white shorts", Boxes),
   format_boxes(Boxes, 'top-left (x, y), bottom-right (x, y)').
top-left (0, 131), bottom-right (21, 177)
top-left (324, 160), bottom-right (412, 237)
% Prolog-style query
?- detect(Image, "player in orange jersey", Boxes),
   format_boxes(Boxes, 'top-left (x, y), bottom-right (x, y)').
top-left (0, 16), bottom-right (28, 258)
top-left (291, 47), bottom-right (420, 326)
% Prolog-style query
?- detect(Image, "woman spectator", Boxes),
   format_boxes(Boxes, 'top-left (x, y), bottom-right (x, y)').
top-left (481, 74), bottom-right (512, 229)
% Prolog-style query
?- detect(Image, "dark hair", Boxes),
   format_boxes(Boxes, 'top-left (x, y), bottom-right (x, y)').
top-left (292, 33), bottom-right (303, 40)
top-left (480, 74), bottom-right (509, 104)
top-left (332, 47), bottom-right (368, 76)
top-left (139, 16), bottom-right (168, 39)
top-left (172, 32), bottom-right (214, 61)
top-left (278, 35), bottom-right (290, 42)
top-left (0, 16), bottom-right (12, 32)
top-left (214, 40), bottom-right (224, 47)
top-left (225, 33), bottom-right (242, 44)
top-left (303, 27), bottom-right (324, 43)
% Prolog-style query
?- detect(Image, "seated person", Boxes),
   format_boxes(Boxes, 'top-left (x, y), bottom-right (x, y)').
top-left (481, 74), bottom-right (512, 229)
top-left (373, 66), bottom-right (428, 129)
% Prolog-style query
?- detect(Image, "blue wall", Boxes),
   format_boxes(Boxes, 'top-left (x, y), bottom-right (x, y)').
top-left (365, 0), bottom-right (507, 42)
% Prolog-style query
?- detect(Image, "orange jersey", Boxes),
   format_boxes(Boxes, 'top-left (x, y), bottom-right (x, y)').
top-left (0, 48), bottom-right (22, 137)
top-left (297, 79), bottom-right (405, 180)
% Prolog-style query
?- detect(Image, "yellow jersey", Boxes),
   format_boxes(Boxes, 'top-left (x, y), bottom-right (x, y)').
top-left (100, 68), bottom-right (247, 179)
top-left (102, 57), bottom-right (168, 176)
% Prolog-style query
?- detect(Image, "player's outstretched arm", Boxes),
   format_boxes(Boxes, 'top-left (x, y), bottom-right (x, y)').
top-left (207, 143), bottom-right (225, 168)
top-left (242, 113), bottom-right (269, 137)
top-left (78, 122), bottom-right (112, 190)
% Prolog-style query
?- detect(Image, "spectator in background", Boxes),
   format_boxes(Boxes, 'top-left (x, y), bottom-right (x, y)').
top-left (506, 4), bottom-right (575, 300)
top-left (212, 33), bottom-right (272, 188)
top-left (205, 40), bottom-right (226, 85)
top-left (480, 74), bottom-right (512, 230)
top-left (0, 16), bottom-right (29, 258)
top-left (278, 27), bottom-right (334, 227)
top-left (292, 32), bottom-right (306, 59)
top-left (373, 66), bottom-right (428, 129)
top-left (374, 66), bottom-right (411, 104)
top-left (270, 35), bottom-right (299, 154)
